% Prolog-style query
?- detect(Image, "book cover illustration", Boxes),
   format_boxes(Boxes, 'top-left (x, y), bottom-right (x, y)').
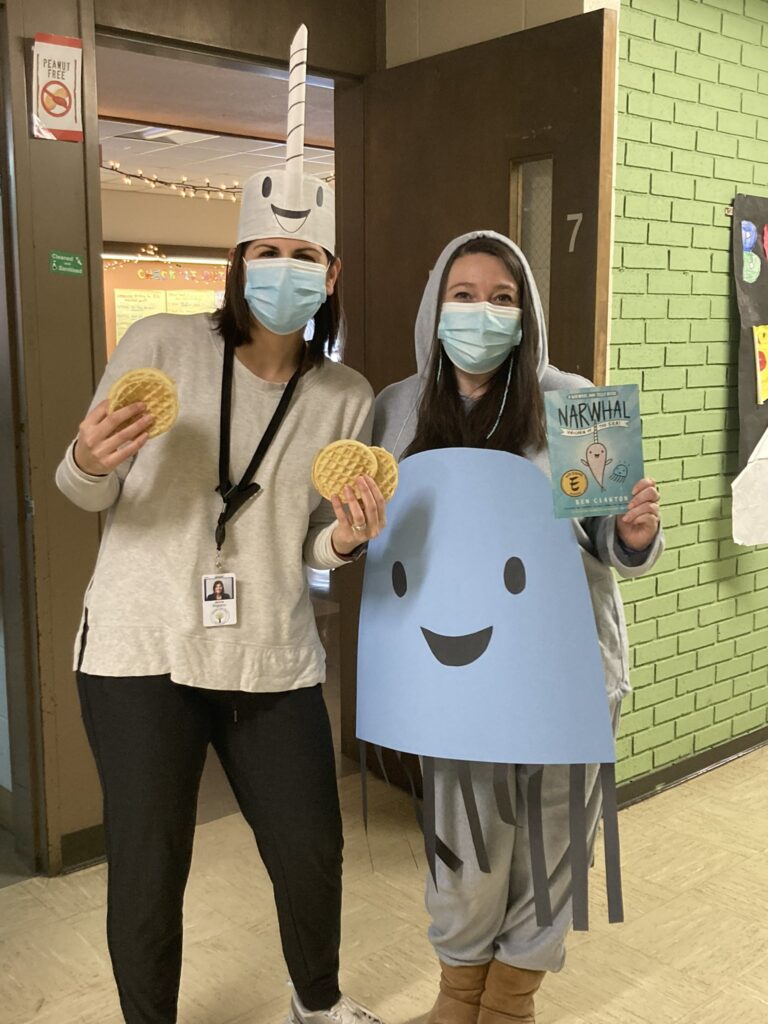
top-left (544, 384), bottom-right (644, 519)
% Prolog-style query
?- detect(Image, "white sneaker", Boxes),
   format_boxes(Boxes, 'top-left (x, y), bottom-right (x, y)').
top-left (287, 994), bottom-right (385, 1024)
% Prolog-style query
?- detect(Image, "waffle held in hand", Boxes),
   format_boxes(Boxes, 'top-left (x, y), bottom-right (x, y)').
top-left (312, 440), bottom-right (398, 502)
top-left (107, 368), bottom-right (179, 438)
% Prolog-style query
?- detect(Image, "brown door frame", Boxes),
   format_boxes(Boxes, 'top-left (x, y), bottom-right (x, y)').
top-left (0, 7), bottom-right (47, 872)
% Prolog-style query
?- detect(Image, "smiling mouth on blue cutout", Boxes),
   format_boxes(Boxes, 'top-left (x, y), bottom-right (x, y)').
top-left (420, 626), bottom-right (493, 667)
top-left (271, 204), bottom-right (311, 233)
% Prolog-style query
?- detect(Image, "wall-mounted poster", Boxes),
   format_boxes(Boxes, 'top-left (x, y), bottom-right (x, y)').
top-left (753, 325), bottom-right (768, 406)
top-left (733, 194), bottom-right (768, 469)
top-left (31, 33), bottom-right (83, 142)
top-left (114, 290), bottom-right (167, 344)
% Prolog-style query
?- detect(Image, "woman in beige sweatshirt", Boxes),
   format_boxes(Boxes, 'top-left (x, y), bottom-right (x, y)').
top-left (56, 169), bottom-right (386, 1024)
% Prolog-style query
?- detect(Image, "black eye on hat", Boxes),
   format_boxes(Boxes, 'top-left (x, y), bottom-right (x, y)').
top-left (262, 176), bottom-right (273, 198)
top-left (504, 557), bottom-right (526, 595)
top-left (392, 561), bottom-right (407, 598)
top-left (316, 185), bottom-right (324, 207)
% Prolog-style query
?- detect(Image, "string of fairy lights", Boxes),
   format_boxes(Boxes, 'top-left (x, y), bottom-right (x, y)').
top-left (102, 161), bottom-right (241, 200)
top-left (101, 244), bottom-right (230, 272)
top-left (103, 244), bottom-right (168, 271)
top-left (102, 161), bottom-right (336, 200)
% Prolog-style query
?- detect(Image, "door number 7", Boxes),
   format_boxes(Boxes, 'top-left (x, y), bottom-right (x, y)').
top-left (566, 213), bottom-right (583, 253)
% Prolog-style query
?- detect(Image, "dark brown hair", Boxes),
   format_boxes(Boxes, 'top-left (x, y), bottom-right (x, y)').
top-left (212, 242), bottom-right (342, 365)
top-left (404, 237), bottom-right (547, 458)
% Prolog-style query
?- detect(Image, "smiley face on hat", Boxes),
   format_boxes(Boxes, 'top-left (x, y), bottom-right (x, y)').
top-left (238, 169), bottom-right (334, 252)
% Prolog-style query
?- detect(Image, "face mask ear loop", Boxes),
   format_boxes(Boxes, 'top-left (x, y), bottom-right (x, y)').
top-left (486, 355), bottom-right (514, 440)
top-left (436, 347), bottom-right (443, 384)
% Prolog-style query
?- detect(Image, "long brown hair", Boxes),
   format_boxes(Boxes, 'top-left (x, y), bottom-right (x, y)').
top-left (404, 238), bottom-right (547, 458)
top-left (212, 242), bottom-right (342, 366)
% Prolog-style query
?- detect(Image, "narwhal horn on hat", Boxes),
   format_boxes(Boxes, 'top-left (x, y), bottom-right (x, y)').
top-left (285, 24), bottom-right (308, 209)
top-left (237, 24), bottom-right (335, 253)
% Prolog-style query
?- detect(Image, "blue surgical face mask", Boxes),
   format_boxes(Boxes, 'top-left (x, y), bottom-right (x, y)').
top-left (438, 301), bottom-right (523, 374)
top-left (243, 257), bottom-right (328, 335)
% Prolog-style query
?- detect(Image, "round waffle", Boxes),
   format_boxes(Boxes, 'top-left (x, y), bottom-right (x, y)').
top-left (370, 446), bottom-right (399, 502)
top-left (107, 368), bottom-right (179, 438)
top-left (312, 439), bottom-right (378, 500)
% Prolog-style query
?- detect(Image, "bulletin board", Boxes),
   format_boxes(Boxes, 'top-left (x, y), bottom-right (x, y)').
top-left (733, 194), bottom-right (768, 469)
top-left (102, 257), bottom-right (228, 357)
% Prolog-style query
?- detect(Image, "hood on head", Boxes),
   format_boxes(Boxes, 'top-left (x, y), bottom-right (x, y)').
top-left (414, 230), bottom-right (549, 381)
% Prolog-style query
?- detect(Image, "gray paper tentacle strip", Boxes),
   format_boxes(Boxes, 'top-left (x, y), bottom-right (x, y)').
top-left (527, 767), bottom-right (553, 928)
top-left (569, 762), bottom-right (589, 932)
top-left (493, 763), bottom-right (517, 827)
top-left (373, 743), bottom-right (390, 786)
top-left (457, 762), bottom-right (491, 873)
top-left (359, 739), bottom-right (369, 831)
top-left (395, 750), bottom-right (463, 872)
top-left (600, 762), bottom-right (624, 924)
top-left (423, 755), bottom-right (438, 886)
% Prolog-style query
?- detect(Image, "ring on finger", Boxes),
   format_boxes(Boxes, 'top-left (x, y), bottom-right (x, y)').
top-left (352, 523), bottom-right (367, 533)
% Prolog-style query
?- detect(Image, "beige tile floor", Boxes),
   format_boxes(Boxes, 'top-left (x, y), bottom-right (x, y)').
top-left (1, 745), bottom-right (768, 1024)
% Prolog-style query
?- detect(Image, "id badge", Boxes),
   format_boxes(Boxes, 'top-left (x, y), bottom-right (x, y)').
top-left (202, 573), bottom-right (237, 627)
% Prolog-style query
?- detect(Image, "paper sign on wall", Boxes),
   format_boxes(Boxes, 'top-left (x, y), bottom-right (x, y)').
top-left (114, 290), bottom-right (167, 345)
top-left (165, 290), bottom-right (218, 316)
top-left (49, 250), bottom-right (84, 275)
top-left (732, 422), bottom-right (768, 546)
top-left (31, 34), bottom-right (83, 142)
top-left (754, 325), bottom-right (768, 405)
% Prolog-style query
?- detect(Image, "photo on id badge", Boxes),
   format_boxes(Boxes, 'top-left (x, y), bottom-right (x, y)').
top-left (202, 574), bottom-right (237, 627)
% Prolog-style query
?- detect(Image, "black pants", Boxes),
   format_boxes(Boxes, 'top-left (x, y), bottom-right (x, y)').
top-left (77, 673), bottom-right (343, 1024)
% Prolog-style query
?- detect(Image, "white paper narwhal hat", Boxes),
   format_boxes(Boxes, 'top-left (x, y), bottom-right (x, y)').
top-left (237, 25), bottom-right (335, 254)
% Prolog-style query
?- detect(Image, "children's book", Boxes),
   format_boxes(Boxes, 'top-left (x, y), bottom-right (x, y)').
top-left (544, 384), bottom-right (644, 519)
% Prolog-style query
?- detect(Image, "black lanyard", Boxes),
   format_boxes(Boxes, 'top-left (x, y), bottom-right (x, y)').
top-left (215, 339), bottom-right (301, 553)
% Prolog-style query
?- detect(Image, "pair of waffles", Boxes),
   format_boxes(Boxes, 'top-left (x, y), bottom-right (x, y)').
top-left (107, 368), bottom-right (179, 437)
top-left (109, 370), bottom-right (399, 505)
top-left (312, 440), bottom-right (399, 502)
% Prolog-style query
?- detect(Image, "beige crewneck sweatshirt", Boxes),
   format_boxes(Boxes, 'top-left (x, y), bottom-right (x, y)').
top-left (55, 312), bottom-right (373, 692)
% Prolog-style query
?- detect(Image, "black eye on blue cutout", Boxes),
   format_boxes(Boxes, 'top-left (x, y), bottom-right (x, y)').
top-left (262, 176), bottom-right (272, 198)
top-left (316, 186), bottom-right (324, 207)
top-left (504, 557), bottom-right (526, 595)
top-left (392, 561), bottom-right (407, 598)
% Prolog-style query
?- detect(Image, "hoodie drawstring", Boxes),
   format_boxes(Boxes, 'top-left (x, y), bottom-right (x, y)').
top-left (486, 357), bottom-right (514, 440)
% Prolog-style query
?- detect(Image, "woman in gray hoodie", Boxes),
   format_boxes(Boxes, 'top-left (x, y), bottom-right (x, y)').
top-left (372, 231), bottom-right (662, 1024)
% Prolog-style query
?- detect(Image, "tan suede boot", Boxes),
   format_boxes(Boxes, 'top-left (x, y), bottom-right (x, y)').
top-left (476, 960), bottom-right (545, 1024)
top-left (427, 961), bottom-right (491, 1024)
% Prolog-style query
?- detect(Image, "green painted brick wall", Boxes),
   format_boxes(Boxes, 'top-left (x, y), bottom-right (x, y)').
top-left (613, 0), bottom-right (768, 784)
